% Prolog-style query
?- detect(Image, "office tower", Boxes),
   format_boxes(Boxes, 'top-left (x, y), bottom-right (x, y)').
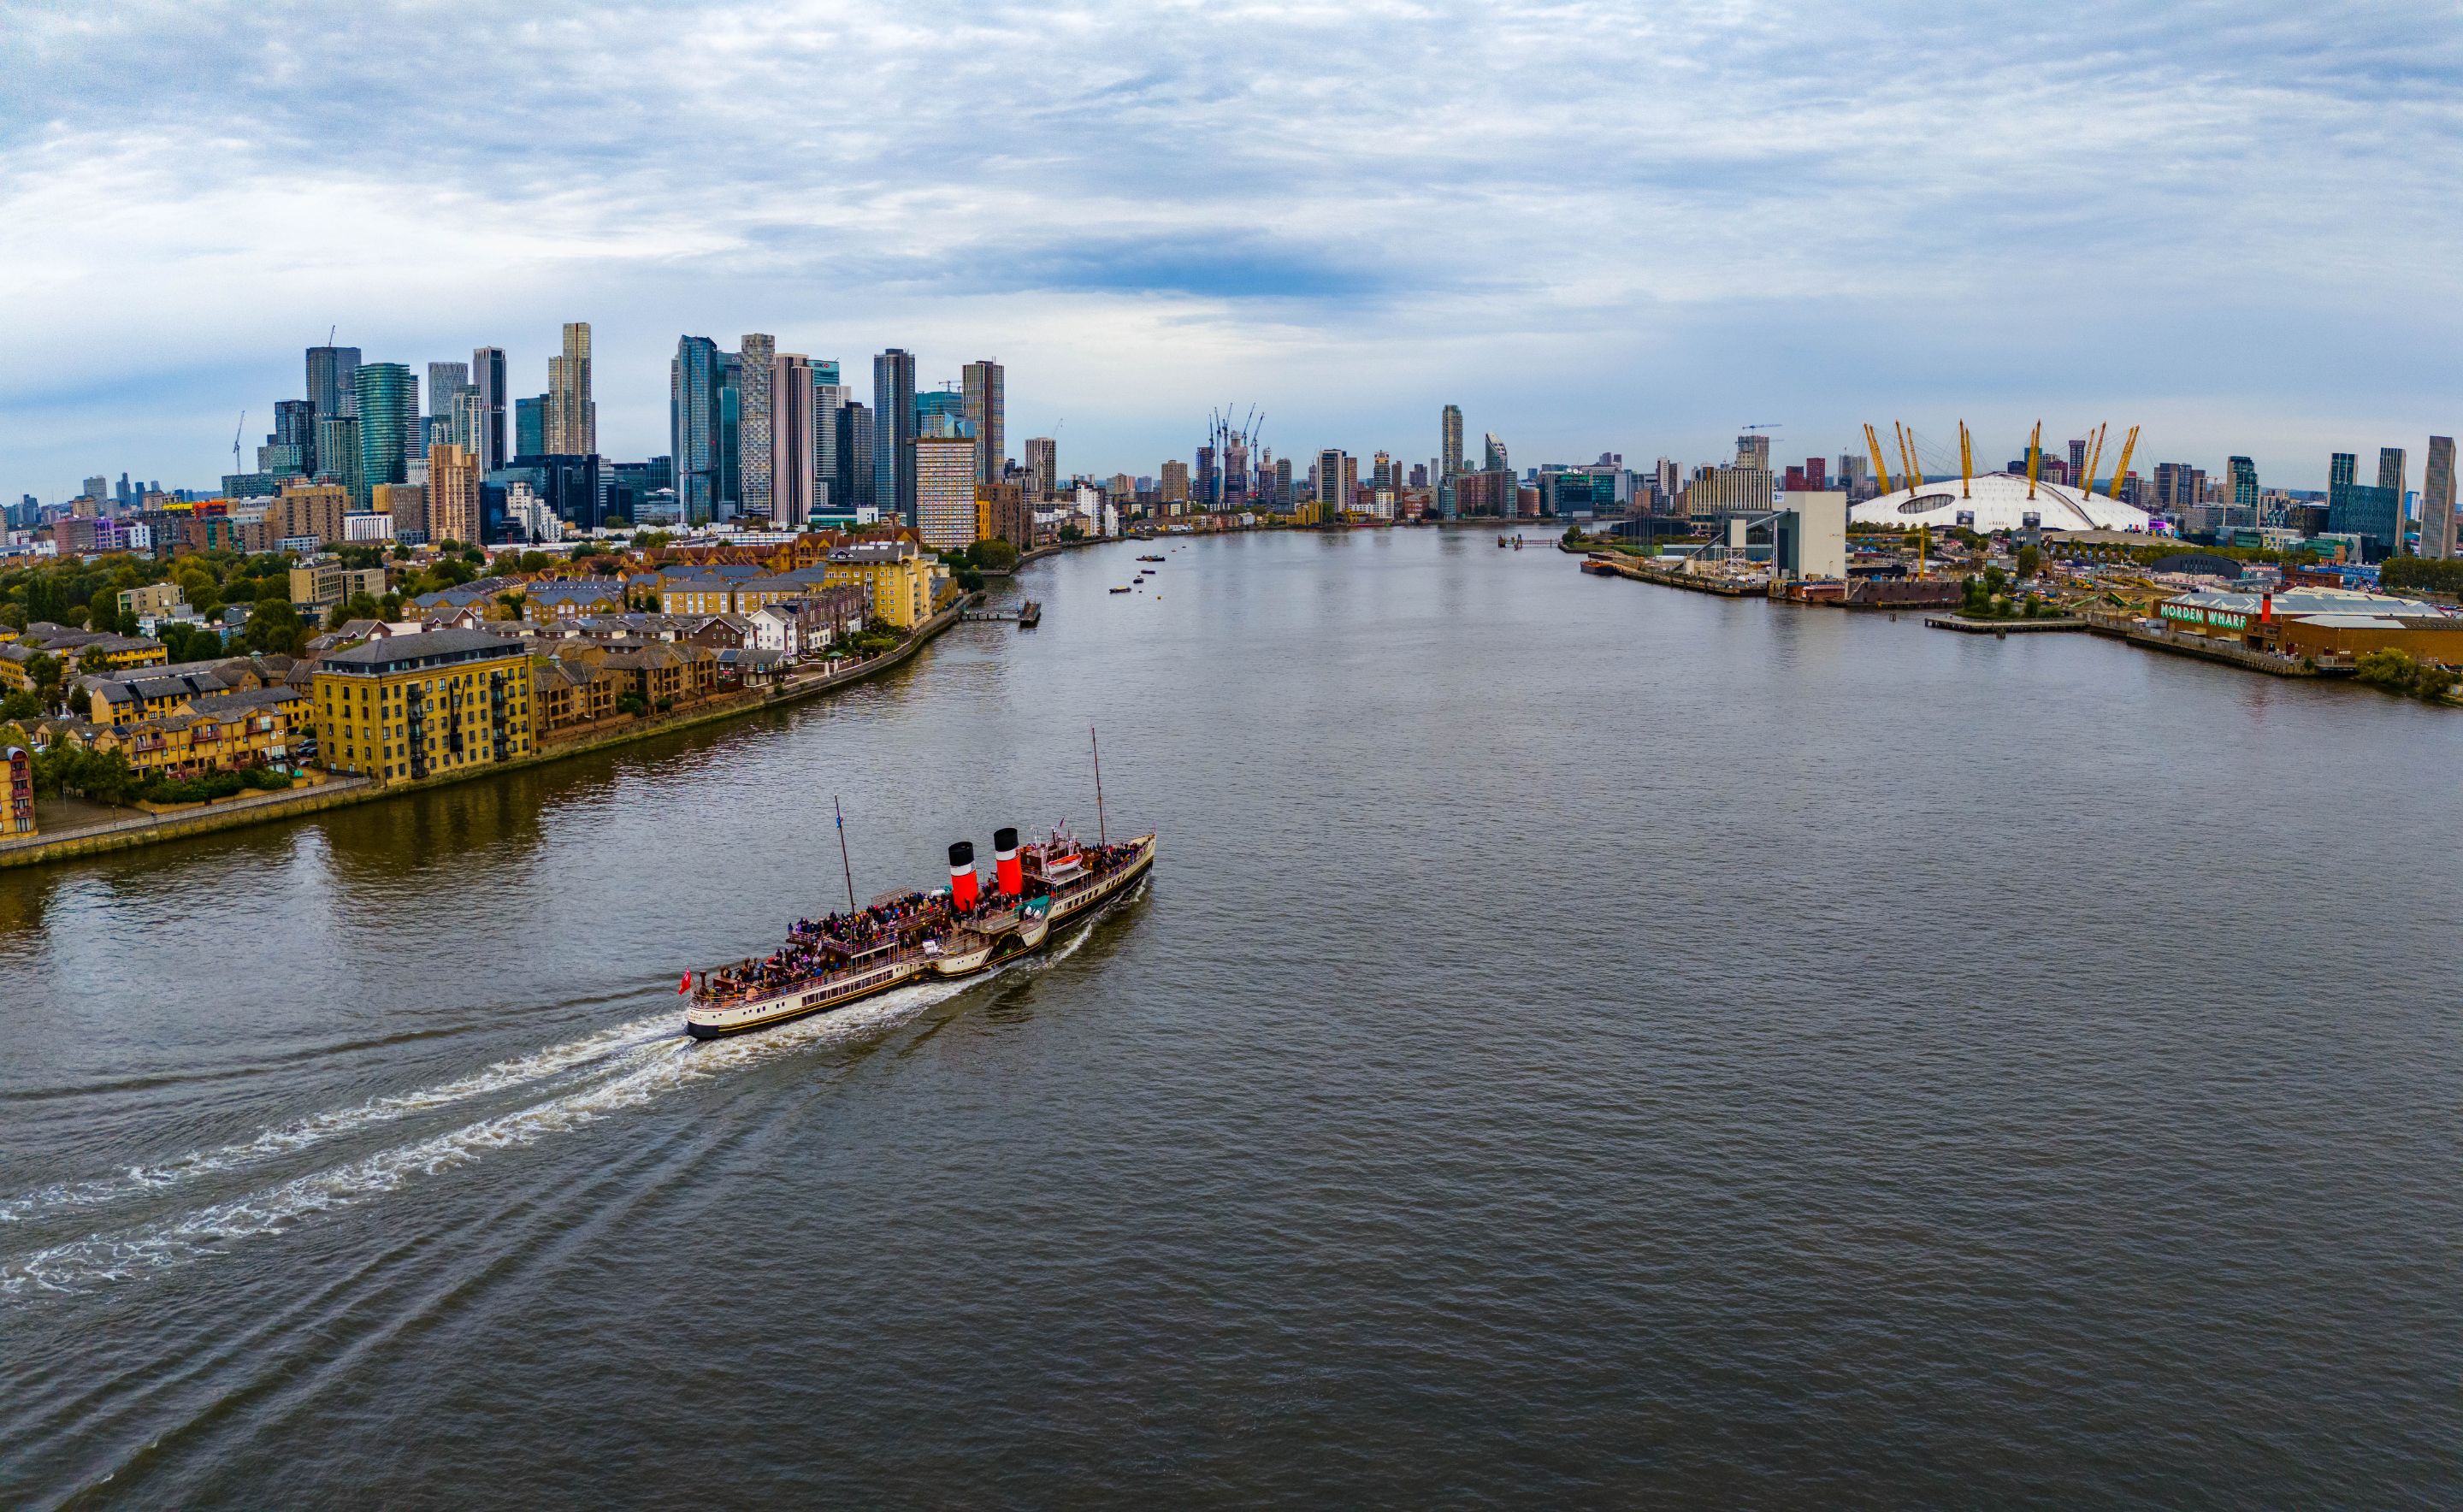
top-left (963, 359), bottom-right (1005, 484)
top-left (470, 346), bottom-right (508, 470)
top-left (428, 442), bottom-right (479, 545)
top-left (426, 360), bottom-right (470, 452)
top-left (2379, 446), bottom-right (2407, 498)
top-left (1025, 435), bottom-right (1057, 499)
top-left (2068, 438), bottom-right (2088, 485)
top-left (350, 363), bottom-right (416, 508)
top-left (1441, 405), bottom-right (1464, 478)
top-left (1276, 456), bottom-right (1293, 508)
top-left (1161, 460), bottom-right (1190, 504)
top-left (306, 343), bottom-right (362, 427)
top-left (261, 400), bottom-right (316, 476)
top-left (1484, 433), bottom-right (1509, 473)
top-left (812, 376), bottom-right (847, 510)
top-left (771, 351), bottom-right (815, 524)
top-left (447, 383), bottom-right (483, 454)
top-left (80, 475), bottom-right (106, 503)
top-left (2330, 452), bottom-right (2357, 493)
top-left (315, 416), bottom-right (363, 502)
top-left (546, 322), bottom-right (595, 454)
top-left (1317, 448), bottom-right (1347, 511)
top-left (839, 402), bottom-right (875, 510)
top-left (915, 435), bottom-right (978, 547)
top-left (2422, 437), bottom-right (2456, 560)
top-left (872, 348), bottom-right (916, 524)
top-left (916, 387), bottom-right (969, 438)
top-left (516, 395), bottom-right (546, 458)
top-left (2228, 456), bottom-right (2259, 511)
top-left (671, 335), bottom-right (724, 525)
top-left (737, 334), bottom-right (776, 520)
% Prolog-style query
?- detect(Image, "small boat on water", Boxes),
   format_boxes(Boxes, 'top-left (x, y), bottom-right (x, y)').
top-left (1110, 585), bottom-right (1132, 594)
top-left (1137, 554), bottom-right (1166, 563)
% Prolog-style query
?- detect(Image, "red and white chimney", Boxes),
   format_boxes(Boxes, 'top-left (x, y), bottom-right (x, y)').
top-left (948, 841), bottom-right (979, 910)
top-left (995, 827), bottom-right (1022, 895)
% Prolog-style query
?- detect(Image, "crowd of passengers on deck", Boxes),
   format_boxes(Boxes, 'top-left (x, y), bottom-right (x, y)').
top-left (700, 840), bottom-right (1143, 1002)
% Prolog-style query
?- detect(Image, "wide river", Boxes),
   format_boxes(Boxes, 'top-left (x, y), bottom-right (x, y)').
top-left (2, 529), bottom-right (2457, 1505)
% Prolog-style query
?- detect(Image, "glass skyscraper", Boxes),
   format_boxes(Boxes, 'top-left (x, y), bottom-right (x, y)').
top-left (671, 336), bottom-right (724, 525)
top-left (516, 395), bottom-right (546, 460)
top-left (873, 348), bottom-right (916, 526)
top-left (351, 363), bottom-right (417, 507)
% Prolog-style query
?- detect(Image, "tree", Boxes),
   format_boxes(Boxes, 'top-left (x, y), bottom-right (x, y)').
top-left (77, 645), bottom-right (110, 674)
top-left (968, 537), bottom-right (1019, 573)
top-left (239, 594), bottom-right (306, 656)
top-left (0, 690), bottom-right (39, 723)
top-left (2015, 543), bottom-right (2041, 581)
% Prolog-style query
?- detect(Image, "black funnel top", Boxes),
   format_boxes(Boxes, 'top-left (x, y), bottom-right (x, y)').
top-left (949, 840), bottom-right (974, 866)
top-left (994, 827), bottom-right (1019, 851)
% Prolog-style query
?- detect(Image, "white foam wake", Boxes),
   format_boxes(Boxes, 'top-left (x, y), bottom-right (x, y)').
top-left (1, 916), bottom-right (1113, 1300)
top-left (0, 1012), bottom-right (680, 1226)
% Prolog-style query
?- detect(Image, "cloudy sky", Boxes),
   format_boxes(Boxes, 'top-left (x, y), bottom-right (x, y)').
top-left (4, 0), bottom-right (2460, 499)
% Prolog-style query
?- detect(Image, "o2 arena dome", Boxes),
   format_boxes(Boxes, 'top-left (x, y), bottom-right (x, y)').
top-left (1850, 472), bottom-right (2151, 534)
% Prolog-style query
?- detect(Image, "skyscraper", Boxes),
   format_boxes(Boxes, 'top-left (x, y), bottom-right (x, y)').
top-left (546, 322), bottom-right (595, 455)
top-left (1441, 405), bottom-right (1463, 478)
top-left (963, 359), bottom-right (1005, 484)
top-left (1485, 433), bottom-right (1509, 473)
top-left (671, 335), bottom-right (725, 525)
top-left (1025, 436), bottom-right (1056, 499)
top-left (813, 371), bottom-right (848, 511)
top-left (915, 435), bottom-right (978, 547)
top-left (471, 346), bottom-right (508, 471)
top-left (2228, 456), bottom-right (2259, 511)
top-left (426, 360), bottom-right (469, 450)
top-left (2330, 452), bottom-right (2358, 493)
top-left (516, 395), bottom-right (546, 460)
top-left (305, 344), bottom-right (361, 471)
top-left (872, 349), bottom-right (916, 525)
top-left (427, 442), bottom-right (479, 545)
top-left (315, 416), bottom-right (362, 504)
top-left (352, 363), bottom-right (417, 508)
top-left (839, 402), bottom-right (875, 511)
top-left (771, 351), bottom-right (816, 525)
top-left (2421, 436), bottom-right (2456, 560)
top-left (738, 334), bottom-right (776, 521)
top-left (2379, 446), bottom-right (2407, 498)
top-left (1317, 448), bottom-right (1347, 511)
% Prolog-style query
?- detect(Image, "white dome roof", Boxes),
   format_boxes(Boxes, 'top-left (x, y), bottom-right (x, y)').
top-left (1850, 471), bottom-right (2151, 534)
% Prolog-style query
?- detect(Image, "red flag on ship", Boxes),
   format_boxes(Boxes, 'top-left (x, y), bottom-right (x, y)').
top-left (676, 972), bottom-right (692, 995)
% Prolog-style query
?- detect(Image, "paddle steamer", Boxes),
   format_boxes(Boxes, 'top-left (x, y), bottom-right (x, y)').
top-left (682, 824), bottom-right (1156, 1038)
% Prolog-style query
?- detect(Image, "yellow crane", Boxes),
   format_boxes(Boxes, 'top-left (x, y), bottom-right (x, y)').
top-left (2026, 422), bottom-right (2043, 499)
top-left (2101, 424), bottom-right (2141, 502)
top-left (1958, 420), bottom-right (1973, 499)
top-left (1864, 423), bottom-right (1894, 495)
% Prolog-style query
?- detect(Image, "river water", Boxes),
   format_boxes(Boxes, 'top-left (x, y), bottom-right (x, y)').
top-left (2, 529), bottom-right (2457, 1506)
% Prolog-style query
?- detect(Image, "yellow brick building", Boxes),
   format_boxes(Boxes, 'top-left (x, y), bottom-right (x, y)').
top-left (819, 542), bottom-right (932, 628)
top-left (312, 628), bottom-right (535, 785)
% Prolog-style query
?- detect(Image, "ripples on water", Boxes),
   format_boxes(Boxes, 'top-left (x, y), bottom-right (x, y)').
top-left (1, 530), bottom-right (2457, 1507)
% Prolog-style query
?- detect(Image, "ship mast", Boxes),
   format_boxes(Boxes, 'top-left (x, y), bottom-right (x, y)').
top-left (834, 794), bottom-right (857, 912)
top-left (1090, 727), bottom-right (1107, 848)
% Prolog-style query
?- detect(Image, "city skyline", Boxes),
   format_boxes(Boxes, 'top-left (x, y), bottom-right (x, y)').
top-left (5, 2), bottom-right (2460, 495)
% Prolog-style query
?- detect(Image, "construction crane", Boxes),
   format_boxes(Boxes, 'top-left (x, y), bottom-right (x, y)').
top-left (2025, 421), bottom-right (2044, 499)
top-left (1958, 420), bottom-right (1973, 499)
top-left (232, 410), bottom-right (245, 474)
top-left (2101, 424), bottom-right (2141, 503)
top-left (1740, 422), bottom-right (1782, 432)
top-left (1863, 423), bottom-right (1894, 495)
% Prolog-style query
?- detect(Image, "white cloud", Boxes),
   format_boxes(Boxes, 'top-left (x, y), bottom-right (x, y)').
top-left (2, 0), bottom-right (2460, 494)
